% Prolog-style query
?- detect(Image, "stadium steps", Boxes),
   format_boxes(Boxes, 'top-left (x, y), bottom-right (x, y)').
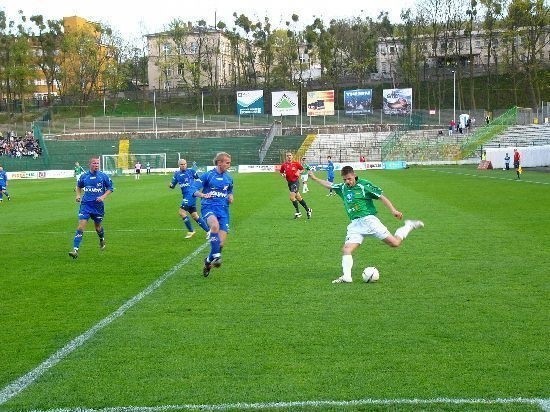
top-left (261, 135), bottom-right (306, 164)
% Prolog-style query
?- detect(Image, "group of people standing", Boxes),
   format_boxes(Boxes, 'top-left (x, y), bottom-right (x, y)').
top-left (134, 161), bottom-right (151, 179)
top-left (68, 151), bottom-right (424, 284)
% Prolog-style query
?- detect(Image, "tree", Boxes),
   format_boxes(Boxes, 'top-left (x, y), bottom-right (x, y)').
top-left (465, 0), bottom-right (478, 110)
top-left (29, 15), bottom-right (63, 103)
top-left (479, 0), bottom-right (504, 111)
top-left (58, 21), bottom-right (119, 115)
top-left (505, 0), bottom-right (550, 108)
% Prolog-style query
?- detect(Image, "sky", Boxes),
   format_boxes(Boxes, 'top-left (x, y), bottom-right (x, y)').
top-left (1, 0), bottom-right (415, 43)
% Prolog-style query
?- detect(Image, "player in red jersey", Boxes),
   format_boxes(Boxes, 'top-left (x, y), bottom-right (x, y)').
top-left (513, 148), bottom-right (521, 180)
top-left (279, 152), bottom-right (312, 219)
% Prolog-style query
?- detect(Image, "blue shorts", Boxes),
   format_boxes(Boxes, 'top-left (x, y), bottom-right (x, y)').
top-left (180, 196), bottom-right (197, 210)
top-left (78, 202), bottom-right (105, 223)
top-left (180, 204), bottom-right (198, 214)
top-left (201, 205), bottom-right (230, 232)
top-left (328, 175), bottom-right (335, 183)
top-left (287, 180), bottom-right (300, 193)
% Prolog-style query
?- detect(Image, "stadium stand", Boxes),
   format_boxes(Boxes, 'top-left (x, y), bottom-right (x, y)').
top-left (305, 131), bottom-right (391, 163)
top-left (482, 125), bottom-right (550, 148)
top-left (130, 136), bottom-right (264, 166)
top-left (260, 135), bottom-right (306, 164)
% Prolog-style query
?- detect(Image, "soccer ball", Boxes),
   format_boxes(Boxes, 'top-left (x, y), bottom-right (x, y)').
top-left (362, 267), bottom-right (380, 283)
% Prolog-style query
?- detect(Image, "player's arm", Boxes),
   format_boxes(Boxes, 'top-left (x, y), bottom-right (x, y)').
top-left (75, 186), bottom-right (82, 202)
top-left (308, 170), bottom-right (332, 189)
top-left (379, 194), bottom-right (403, 220)
top-left (279, 164), bottom-right (286, 178)
top-left (97, 189), bottom-right (112, 202)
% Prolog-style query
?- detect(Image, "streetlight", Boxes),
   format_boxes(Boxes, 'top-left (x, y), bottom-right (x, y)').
top-left (153, 87), bottom-right (158, 139)
top-left (451, 70), bottom-right (456, 126)
top-left (299, 80), bottom-right (303, 135)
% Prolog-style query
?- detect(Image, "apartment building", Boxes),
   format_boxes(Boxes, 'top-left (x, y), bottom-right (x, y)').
top-left (146, 26), bottom-right (236, 91)
top-left (375, 27), bottom-right (550, 80)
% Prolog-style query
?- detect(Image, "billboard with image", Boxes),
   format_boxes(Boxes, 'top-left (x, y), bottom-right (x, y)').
top-left (382, 88), bottom-right (412, 115)
top-left (272, 91), bottom-right (299, 116)
top-left (236, 90), bottom-right (264, 115)
top-left (344, 89), bottom-right (373, 114)
top-left (307, 90), bottom-right (335, 116)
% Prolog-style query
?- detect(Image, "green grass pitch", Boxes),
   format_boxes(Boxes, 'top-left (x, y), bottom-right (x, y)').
top-left (0, 166), bottom-right (548, 411)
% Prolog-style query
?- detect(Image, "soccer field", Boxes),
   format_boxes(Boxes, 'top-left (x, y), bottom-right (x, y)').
top-left (0, 166), bottom-right (548, 411)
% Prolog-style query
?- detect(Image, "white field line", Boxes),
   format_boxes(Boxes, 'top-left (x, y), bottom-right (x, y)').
top-left (21, 397), bottom-right (550, 412)
top-left (0, 243), bottom-right (208, 405)
top-left (427, 168), bottom-right (550, 185)
top-left (0, 228), bottom-right (185, 236)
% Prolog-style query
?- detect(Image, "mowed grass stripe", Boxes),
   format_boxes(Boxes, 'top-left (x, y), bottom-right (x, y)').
top-left (0, 243), bottom-right (208, 405)
top-left (0, 170), bottom-right (548, 411)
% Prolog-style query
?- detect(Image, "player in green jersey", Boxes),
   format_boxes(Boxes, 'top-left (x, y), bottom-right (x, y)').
top-left (308, 165), bottom-right (423, 283)
top-left (300, 157), bottom-right (311, 193)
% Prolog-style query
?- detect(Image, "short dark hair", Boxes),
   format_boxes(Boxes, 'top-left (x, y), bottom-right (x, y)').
top-left (341, 165), bottom-right (354, 176)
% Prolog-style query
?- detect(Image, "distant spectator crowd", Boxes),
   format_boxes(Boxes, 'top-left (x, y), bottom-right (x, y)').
top-left (0, 130), bottom-right (42, 158)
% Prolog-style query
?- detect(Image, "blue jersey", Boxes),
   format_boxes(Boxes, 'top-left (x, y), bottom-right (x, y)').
top-left (199, 168), bottom-right (233, 208)
top-left (171, 168), bottom-right (201, 208)
top-left (199, 168), bottom-right (233, 232)
top-left (77, 170), bottom-right (114, 204)
top-left (327, 161), bottom-right (335, 180)
top-left (0, 170), bottom-right (7, 187)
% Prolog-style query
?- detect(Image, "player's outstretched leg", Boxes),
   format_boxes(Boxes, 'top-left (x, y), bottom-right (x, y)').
top-left (395, 220), bottom-right (424, 240)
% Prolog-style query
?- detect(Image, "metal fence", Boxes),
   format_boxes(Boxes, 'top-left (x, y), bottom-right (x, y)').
top-left (3, 109), bottom-right (519, 137)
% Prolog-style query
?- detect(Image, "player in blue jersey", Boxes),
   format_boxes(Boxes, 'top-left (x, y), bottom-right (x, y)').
top-left (195, 152), bottom-right (234, 277)
top-left (326, 156), bottom-right (335, 196)
top-left (0, 165), bottom-right (11, 202)
top-left (169, 158), bottom-right (210, 239)
top-left (68, 157), bottom-right (114, 259)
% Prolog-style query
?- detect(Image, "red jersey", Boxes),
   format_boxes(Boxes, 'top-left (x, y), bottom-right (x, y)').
top-left (280, 161), bottom-right (303, 182)
top-left (513, 151), bottom-right (520, 162)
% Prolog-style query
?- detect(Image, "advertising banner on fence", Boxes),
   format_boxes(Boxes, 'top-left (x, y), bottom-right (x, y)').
top-left (307, 90), bottom-right (335, 116)
top-left (7, 170), bottom-right (73, 180)
top-left (344, 89), bottom-right (373, 114)
top-left (272, 91), bottom-right (299, 116)
top-left (382, 88), bottom-right (412, 115)
top-left (236, 90), bottom-right (264, 115)
top-left (238, 165), bottom-right (276, 173)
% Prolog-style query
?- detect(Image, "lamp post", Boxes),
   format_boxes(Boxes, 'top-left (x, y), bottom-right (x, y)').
top-left (153, 87), bottom-right (158, 139)
top-left (452, 70), bottom-right (456, 126)
top-left (299, 80), bottom-right (303, 135)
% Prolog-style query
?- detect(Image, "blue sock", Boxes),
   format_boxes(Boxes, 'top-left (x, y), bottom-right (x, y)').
top-left (196, 217), bottom-right (209, 232)
top-left (73, 230), bottom-right (84, 249)
top-left (208, 233), bottom-right (221, 261)
top-left (183, 216), bottom-right (194, 232)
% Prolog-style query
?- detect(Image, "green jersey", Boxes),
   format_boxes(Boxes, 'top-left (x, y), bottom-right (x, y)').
top-left (333, 178), bottom-right (383, 220)
top-left (74, 165), bottom-right (85, 177)
top-left (301, 163), bottom-right (312, 176)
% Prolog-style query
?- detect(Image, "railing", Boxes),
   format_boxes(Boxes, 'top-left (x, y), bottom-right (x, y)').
top-left (1, 108), bottom-right (512, 137)
top-left (259, 121), bottom-right (281, 163)
top-left (459, 106), bottom-right (518, 159)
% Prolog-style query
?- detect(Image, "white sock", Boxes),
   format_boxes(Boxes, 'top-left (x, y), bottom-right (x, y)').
top-left (395, 222), bottom-right (412, 240)
top-left (342, 255), bottom-right (353, 280)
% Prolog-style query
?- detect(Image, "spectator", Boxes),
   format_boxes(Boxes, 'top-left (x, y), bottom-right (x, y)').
top-left (504, 153), bottom-right (510, 170)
